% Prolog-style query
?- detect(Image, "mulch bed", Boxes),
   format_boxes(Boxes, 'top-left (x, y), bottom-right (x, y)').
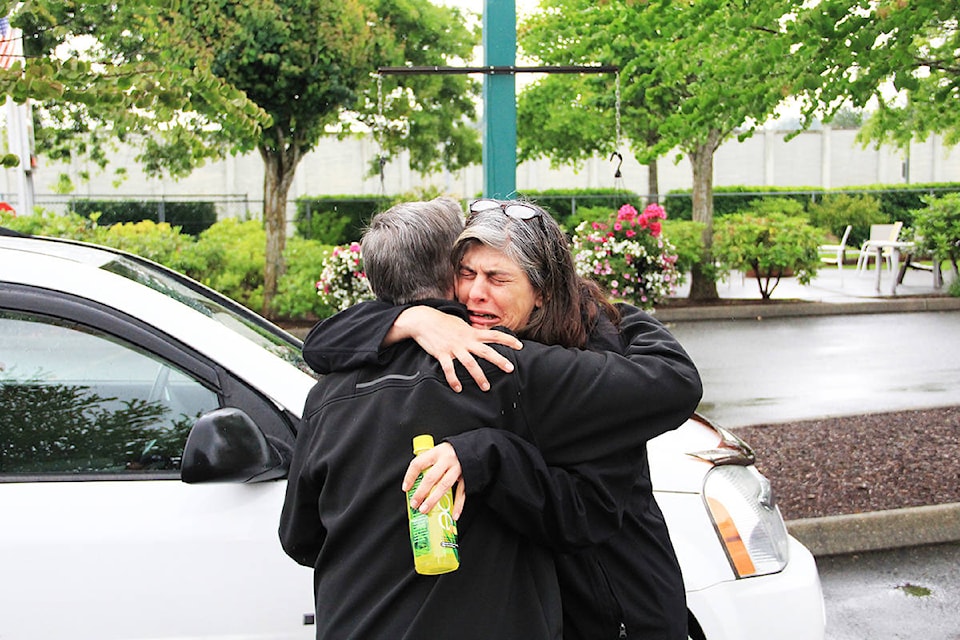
top-left (732, 406), bottom-right (960, 521)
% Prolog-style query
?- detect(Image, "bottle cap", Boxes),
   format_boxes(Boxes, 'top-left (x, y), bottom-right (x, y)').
top-left (412, 434), bottom-right (435, 454)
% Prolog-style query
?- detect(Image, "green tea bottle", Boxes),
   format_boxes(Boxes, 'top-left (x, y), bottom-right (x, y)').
top-left (407, 434), bottom-right (460, 575)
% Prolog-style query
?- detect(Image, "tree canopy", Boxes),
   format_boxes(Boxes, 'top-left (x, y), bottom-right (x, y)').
top-left (0, 0), bottom-right (480, 315)
top-left (518, 0), bottom-right (805, 299)
top-left (789, 0), bottom-right (960, 149)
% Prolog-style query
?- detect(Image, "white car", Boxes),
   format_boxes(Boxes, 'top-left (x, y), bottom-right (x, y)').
top-left (0, 229), bottom-right (826, 640)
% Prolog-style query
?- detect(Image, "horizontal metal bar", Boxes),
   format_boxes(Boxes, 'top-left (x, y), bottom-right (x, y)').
top-left (377, 65), bottom-right (619, 76)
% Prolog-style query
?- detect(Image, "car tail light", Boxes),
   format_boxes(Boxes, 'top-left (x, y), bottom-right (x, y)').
top-left (703, 465), bottom-right (790, 578)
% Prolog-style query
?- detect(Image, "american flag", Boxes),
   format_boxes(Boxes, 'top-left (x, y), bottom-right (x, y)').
top-left (0, 16), bottom-right (23, 71)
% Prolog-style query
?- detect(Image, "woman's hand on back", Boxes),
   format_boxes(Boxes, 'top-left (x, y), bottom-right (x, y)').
top-left (386, 305), bottom-right (522, 392)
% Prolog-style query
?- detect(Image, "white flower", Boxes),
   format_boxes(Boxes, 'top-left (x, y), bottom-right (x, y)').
top-left (316, 242), bottom-right (374, 311)
top-left (571, 214), bottom-right (681, 309)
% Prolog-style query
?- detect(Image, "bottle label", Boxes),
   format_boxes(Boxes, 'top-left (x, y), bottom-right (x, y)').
top-left (407, 474), bottom-right (459, 566)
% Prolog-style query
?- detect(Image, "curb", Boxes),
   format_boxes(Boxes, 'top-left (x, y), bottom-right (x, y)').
top-left (786, 502), bottom-right (960, 557)
top-left (654, 296), bottom-right (960, 322)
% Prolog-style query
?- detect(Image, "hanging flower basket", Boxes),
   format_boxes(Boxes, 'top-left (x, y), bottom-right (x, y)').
top-left (572, 203), bottom-right (682, 309)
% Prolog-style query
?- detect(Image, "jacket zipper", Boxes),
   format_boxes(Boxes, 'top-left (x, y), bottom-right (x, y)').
top-left (594, 558), bottom-right (628, 638)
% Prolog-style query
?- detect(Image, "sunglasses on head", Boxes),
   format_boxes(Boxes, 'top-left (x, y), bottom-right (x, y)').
top-left (468, 199), bottom-right (550, 235)
top-left (468, 199), bottom-right (543, 222)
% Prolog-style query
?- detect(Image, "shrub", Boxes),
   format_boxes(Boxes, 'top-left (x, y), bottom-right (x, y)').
top-left (93, 220), bottom-right (195, 271)
top-left (743, 196), bottom-right (806, 218)
top-left (273, 237), bottom-right (337, 321)
top-left (912, 193), bottom-right (960, 278)
top-left (185, 218), bottom-right (266, 312)
top-left (519, 189), bottom-right (642, 230)
top-left (949, 277), bottom-right (960, 298)
top-left (661, 219), bottom-right (707, 278)
top-left (70, 199), bottom-right (217, 236)
top-left (0, 208), bottom-right (104, 241)
top-left (713, 211), bottom-right (822, 299)
top-left (295, 196), bottom-right (388, 245)
top-left (806, 193), bottom-right (888, 247)
top-left (664, 186), bottom-right (814, 221)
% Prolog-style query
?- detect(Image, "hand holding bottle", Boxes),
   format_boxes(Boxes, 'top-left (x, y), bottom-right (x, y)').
top-left (402, 441), bottom-right (466, 520)
top-left (405, 435), bottom-right (460, 575)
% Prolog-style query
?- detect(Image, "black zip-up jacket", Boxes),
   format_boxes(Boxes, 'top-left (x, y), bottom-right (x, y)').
top-left (298, 300), bottom-right (702, 639)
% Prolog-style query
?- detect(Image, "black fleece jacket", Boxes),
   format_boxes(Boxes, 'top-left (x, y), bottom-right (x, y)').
top-left (291, 299), bottom-right (702, 639)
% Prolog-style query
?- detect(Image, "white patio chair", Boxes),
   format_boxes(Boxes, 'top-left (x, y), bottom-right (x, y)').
top-left (819, 224), bottom-right (852, 282)
top-left (856, 222), bottom-right (903, 274)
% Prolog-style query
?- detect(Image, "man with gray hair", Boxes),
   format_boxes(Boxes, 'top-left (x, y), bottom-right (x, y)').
top-left (280, 198), bottom-right (700, 639)
top-left (359, 197), bottom-right (463, 304)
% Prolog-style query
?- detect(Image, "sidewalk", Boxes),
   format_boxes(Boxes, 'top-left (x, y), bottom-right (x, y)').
top-left (658, 264), bottom-right (960, 557)
top-left (656, 262), bottom-right (960, 322)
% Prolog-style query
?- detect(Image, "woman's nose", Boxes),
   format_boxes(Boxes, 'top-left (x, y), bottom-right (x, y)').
top-left (465, 277), bottom-right (488, 302)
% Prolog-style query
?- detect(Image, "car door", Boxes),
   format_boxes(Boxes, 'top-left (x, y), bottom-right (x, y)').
top-left (0, 285), bottom-right (315, 640)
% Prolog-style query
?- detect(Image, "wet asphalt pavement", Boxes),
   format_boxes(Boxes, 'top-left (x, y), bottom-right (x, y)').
top-left (665, 310), bottom-right (960, 430)
top-left (817, 542), bottom-right (960, 640)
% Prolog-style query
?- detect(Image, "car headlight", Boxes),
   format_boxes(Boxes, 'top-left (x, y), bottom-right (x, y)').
top-left (703, 464), bottom-right (790, 578)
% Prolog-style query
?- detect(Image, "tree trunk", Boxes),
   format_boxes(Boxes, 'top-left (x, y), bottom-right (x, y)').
top-left (647, 158), bottom-right (659, 204)
top-left (688, 130), bottom-right (722, 301)
top-left (260, 141), bottom-right (302, 318)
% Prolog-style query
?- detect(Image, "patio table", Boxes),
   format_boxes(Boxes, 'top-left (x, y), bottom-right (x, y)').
top-left (861, 240), bottom-right (914, 294)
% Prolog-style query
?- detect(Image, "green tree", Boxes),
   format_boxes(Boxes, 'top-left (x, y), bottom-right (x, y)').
top-left (789, 0), bottom-right (960, 148)
top-left (517, 4), bottom-right (664, 201)
top-left (713, 210), bottom-right (822, 300)
top-left (518, 0), bottom-right (805, 301)
top-left (0, 0), bottom-right (479, 316)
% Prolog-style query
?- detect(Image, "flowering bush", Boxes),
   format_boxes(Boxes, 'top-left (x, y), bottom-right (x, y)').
top-left (316, 242), bottom-right (374, 311)
top-left (572, 203), bottom-right (682, 309)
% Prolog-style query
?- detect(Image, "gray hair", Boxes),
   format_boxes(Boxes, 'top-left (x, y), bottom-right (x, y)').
top-left (361, 198), bottom-right (464, 304)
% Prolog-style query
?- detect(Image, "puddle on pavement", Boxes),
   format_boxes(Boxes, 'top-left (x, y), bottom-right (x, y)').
top-left (896, 582), bottom-right (933, 597)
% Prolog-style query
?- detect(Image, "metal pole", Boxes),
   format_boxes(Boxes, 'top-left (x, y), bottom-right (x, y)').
top-left (483, 0), bottom-right (517, 199)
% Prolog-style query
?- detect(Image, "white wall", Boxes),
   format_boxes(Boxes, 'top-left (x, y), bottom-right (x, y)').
top-left (4, 127), bottom-right (959, 221)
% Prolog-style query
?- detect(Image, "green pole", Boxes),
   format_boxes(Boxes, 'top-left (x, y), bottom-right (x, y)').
top-left (482, 0), bottom-right (517, 199)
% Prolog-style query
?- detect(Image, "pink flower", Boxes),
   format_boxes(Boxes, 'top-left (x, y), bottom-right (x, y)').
top-left (617, 204), bottom-right (638, 224)
top-left (642, 203), bottom-right (666, 219)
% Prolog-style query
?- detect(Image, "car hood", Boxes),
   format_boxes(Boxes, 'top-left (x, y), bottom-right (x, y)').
top-left (648, 413), bottom-right (755, 495)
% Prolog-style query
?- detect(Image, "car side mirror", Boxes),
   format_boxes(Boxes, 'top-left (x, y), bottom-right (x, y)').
top-left (181, 407), bottom-right (286, 484)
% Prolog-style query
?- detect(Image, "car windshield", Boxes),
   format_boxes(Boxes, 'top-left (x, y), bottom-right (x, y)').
top-left (100, 254), bottom-right (317, 379)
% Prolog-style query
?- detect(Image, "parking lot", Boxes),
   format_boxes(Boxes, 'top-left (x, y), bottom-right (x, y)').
top-left (667, 309), bottom-right (960, 429)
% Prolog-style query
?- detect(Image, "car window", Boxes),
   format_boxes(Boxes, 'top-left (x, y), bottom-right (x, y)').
top-left (100, 255), bottom-right (313, 376)
top-left (0, 310), bottom-right (219, 477)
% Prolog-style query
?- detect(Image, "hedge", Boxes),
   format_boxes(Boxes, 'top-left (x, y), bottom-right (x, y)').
top-left (294, 196), bottom-right (392, 245)
top-left (517, 188), bottom-right (642, 230)
top-left (664, 182), bottom-right (960, 225)
top-left (69, 199), bottom-right (217, 236)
